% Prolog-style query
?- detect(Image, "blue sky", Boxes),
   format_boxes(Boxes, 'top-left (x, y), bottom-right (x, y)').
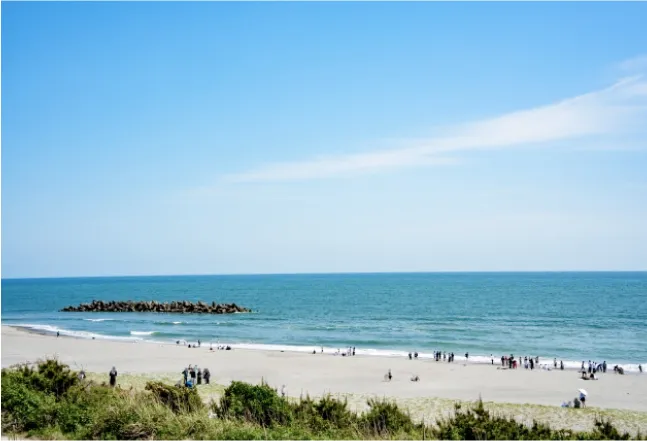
top-left (2, 2), bottom-right (647, 278)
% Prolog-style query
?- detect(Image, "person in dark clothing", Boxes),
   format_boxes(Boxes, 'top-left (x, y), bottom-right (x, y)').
top-left (203, 368), bottom-right (211, 384)
top-left (560, 360), bottom-right (564, 370)
top-left (190, 367), bottom-right (196, 383)
top-left (109, 367), bottom-right (117, 387)
top-left (530, 358), bottom-right (534, 370)
top-left (57, 331), bottom-right (60, 338)
top-left (182, 367), bottom-right (188, 384)
top-left (197, 369), bottom-right (203, 385)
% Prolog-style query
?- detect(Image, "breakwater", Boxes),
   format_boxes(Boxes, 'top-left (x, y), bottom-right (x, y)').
top-left (60, 300), bottom-right (251, 314)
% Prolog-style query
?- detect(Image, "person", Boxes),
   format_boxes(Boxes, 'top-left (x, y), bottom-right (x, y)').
top-left (579, 391), bottom-right (587, 407)
top-left (109, 366), bottom-right (117, 387)
top-left (410, 374), bottom-right (420, 382)
top-left (78, 369), bottom-right (86, 381)
top-left (639, 364), bottom-right (643, 373)
top-left (554, 358), bottom-right (557, 368)
top-left (203, 368), bottom-right (211, 384)
top-left (491, 354), bottom-right (494, 365)
top-left (560, 360), bottom-right (564, 370)
top-left (465, 352), bottom-right (469, 361)
top-left (182, 367), bottom-right (188, 384)
top-left (57, 331), bottom-right (60, 338)
top-left (408, 352), bottom-right (412, 360)
top-left (190, 366), bottom-right (196, 383)
top-left (387, 369), bottom-right (392, 381)
top-left (414, 352), bottom-right (418, 359)
top-left (352, 347), bottom-right (356, 356)
top-left (281, 385), bottom-right (286, 397)
top-left (197, 368), bottom-right (203, 385)
top-left (198, 339), bottom-right (201, 347)
top-left (573, 397), bottom-right (581, 408)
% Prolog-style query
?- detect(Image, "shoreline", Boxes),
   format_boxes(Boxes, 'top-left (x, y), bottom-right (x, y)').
top-left (5, 323), bottom-right (645, 374)
top-left (3, 326), bottom-right (647, 409)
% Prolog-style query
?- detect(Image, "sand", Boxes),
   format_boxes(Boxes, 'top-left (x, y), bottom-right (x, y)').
top-left (3, 325), bottom-right (647, 434)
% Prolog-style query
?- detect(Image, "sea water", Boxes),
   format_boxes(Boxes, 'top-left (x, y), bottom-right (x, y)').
top-left (2, 272), bottom-right (646, 371)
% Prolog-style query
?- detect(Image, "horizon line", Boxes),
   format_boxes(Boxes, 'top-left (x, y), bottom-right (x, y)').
top-left (3, 269), bottom-right (647, 282)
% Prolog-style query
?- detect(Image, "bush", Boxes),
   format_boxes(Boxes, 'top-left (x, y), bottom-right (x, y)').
top-left (145, 381), bottom-right (204, 413)
top-left (214, 381), bottom-right (294, 427)
top-left (361, 398), bottom-right (418, 435)
top-left (1, 372), bottom-right (57, 433)
top-left (4, 359), bottom-right (79, 399)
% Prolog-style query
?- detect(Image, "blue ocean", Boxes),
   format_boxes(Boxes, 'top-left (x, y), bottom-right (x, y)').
top-left (2, 273), bottom-right (646, 371)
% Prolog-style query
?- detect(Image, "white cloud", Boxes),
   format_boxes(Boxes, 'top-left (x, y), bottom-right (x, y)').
top-left (618, 55), bottom-right (647, 74)
top-left (222, 67), bottom-right (647, 183)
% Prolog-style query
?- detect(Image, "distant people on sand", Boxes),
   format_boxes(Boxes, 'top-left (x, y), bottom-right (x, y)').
top-left (385, 369), bottom-right (392, 381)
top-left (57, 331), bottom-right (60, 338)
top-left (639, 364), bottom-right (643, 373)
top-left (109, 366), bottom-right (117, 387)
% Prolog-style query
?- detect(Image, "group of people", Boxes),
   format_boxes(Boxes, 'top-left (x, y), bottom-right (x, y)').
top-left (431, 351), bottom-right (456, 362)
top-left (181, 364), bottom-right (211, 387)
top-left (316, 347), bottom-right (356, 356)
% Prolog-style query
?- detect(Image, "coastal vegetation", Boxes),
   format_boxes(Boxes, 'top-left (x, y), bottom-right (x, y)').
top-left (2, 359), bottom-right (645, 440)
top-left (60, 300), bottom-right (251, 314)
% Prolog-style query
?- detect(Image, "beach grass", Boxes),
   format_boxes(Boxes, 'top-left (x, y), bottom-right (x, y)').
top-left (59, 370), bottom-right (647, 438)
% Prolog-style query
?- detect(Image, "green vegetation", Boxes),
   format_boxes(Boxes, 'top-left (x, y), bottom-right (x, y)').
top-left (2, 359), bottom-right (645, 440)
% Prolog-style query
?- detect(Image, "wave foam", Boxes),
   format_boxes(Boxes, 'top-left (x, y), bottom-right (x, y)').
top-left (83, 318), bottom-right (115, 322)
top-left (130, 331), bottom-right (158, 336)
top-left (13, 324), bottom-right (141, 342)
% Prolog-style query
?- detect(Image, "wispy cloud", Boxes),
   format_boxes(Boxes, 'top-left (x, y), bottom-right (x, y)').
top-left (618, 54), bottom-right (647, 74)
top-left (222, 64), bottom-right (647, 183)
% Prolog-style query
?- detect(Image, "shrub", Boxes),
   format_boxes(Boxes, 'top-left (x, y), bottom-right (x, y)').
top-left (145, 381), bottom-right (204, 413)
top-left (11, 358), bottom-right (79, 399)
top-left (0, 372), bottom-right (57, 433)
top-left (214, 381), bottom-right (294, 427)
top-left (361, 398), bottom-right (418, 435)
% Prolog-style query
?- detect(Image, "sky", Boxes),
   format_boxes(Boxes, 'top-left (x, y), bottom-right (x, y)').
top-left (2, 2), bottom-right (647, 279)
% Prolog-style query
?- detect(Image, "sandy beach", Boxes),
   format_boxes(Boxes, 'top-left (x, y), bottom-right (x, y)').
top-left (3, 326), bottom-right (647, 434)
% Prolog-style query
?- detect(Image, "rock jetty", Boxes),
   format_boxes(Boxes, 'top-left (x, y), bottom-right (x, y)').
top-left (60, 300), bottom-right (251, 314)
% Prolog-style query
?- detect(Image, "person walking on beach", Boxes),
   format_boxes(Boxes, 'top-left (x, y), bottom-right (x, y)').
top-left (57, 331), bottom-right (60, 338)
top-left (560, 360), bottom-right (564, 370)
top-left (465, 352), bottom-right (469, 361)
top-left (109, 366), bottom-right (117, 387)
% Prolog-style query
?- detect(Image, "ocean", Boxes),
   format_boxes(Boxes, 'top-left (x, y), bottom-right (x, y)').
top-left (2, 272), bottom-right (646, 372)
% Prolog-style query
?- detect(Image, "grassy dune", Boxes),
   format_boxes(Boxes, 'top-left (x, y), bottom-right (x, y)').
top-left (83, 371), bottom-right (647, 437)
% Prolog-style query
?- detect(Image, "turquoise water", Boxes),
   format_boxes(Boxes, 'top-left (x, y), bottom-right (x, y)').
top-left (2, 273), bottom-right (646, 370)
